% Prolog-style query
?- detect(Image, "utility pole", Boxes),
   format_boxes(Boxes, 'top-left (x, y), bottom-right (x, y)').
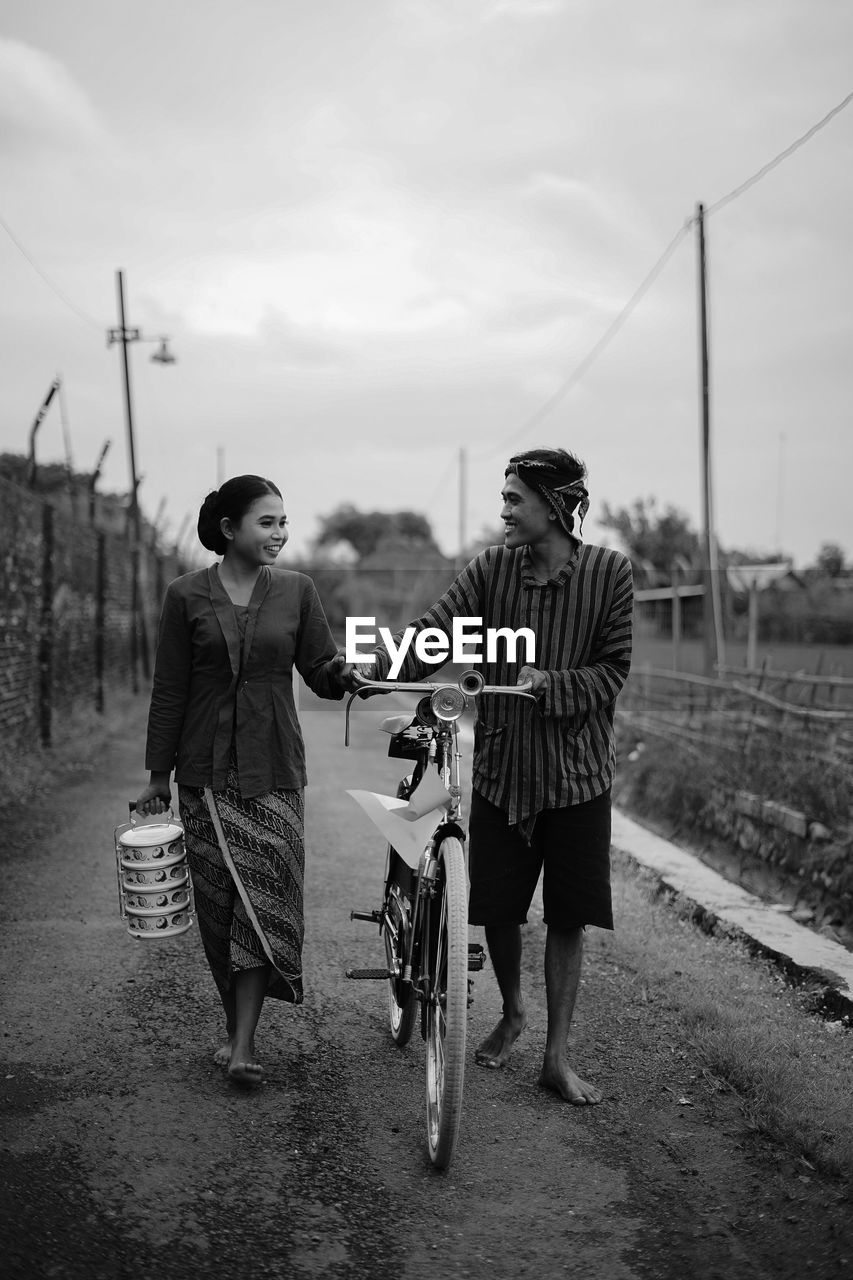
top-left (151, 496), bottom-right (168, 549)
top-left (106, 273), bottom-right (177, 687)
top-left (175, 513), bottom-right (192, 558)
top-left (57, 375), bottom-right (73, 472)
top-left (56, 375), bottom-right (76, 514)
top-left (695, 203), bottom-right (725, 676)
top-left (458, 446), bottom-right (467, 565)
top-left (108, 270), bottom-right (147, 688)
top-left (112, 271), bottom-right (143, 547)
top-left (774, 431), bottom-right (786, 553)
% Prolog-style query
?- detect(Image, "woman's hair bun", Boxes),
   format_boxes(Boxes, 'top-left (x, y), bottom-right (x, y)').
top-left (197, 489), bottom-right (226, 554)
top-left (195, 475), bottom-right (282, 557)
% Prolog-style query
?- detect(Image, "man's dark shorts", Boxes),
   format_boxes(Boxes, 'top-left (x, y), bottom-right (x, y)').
top-left (467, 788), bottom-right (613, 931)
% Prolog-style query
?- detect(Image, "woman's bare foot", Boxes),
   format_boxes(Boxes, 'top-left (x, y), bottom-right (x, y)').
top-left (474, 1012), bottom-right (527, 1069)
top-left (538, 1059), bottom-right (602, 1105)
top-left (227, 1036), bottom-right (263, 1089)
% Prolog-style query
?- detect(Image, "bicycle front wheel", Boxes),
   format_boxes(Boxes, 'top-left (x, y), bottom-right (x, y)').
top-left (425, 836), bottom-right (468, 1170)
top-left (384, 884), bottom-right (417, 1047)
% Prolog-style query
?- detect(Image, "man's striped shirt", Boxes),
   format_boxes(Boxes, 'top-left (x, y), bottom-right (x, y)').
top-left (372, 541), bottom-right (633, 841)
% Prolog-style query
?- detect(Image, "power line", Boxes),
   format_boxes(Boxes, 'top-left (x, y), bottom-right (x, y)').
top-left (481, 220), bottom-right (692, 458)
top-left (0, 211), bottom-right (104, 330)
top-left (704, 88), bottom-right (853, 217)
top-left (484, 87), bottom-right (853, 456)
top-left (4, 84), bottom-right (851, 459)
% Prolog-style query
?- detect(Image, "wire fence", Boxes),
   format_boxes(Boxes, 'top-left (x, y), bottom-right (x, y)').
top-left (618, 664), bottom-right (853, 771)
top-left (0, 475), bottom-right (186, 755)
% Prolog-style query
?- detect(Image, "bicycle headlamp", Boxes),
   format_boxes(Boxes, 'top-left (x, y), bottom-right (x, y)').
top-left (430, 686), bottom-right (466, 722)
top-left (415, 696), bottom-right (438, 727)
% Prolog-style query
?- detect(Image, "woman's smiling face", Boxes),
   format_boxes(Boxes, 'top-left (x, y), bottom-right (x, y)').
top-left (224, 493), bottom-right (289, 565)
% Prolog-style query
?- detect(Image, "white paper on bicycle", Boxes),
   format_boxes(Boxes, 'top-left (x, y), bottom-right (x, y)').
top-left (347, 773), bottom-right (452, 871)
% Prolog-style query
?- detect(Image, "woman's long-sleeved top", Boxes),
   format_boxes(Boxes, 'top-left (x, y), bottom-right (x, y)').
top-left (370, 542), bottom-right (633, 839)
top-left (145, 565), bottom-right (343, 796)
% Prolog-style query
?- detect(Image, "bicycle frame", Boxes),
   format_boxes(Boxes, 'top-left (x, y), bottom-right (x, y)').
top-left (344, 668), bottom-right (536, 1169)
top-left (344, 665), bottom-right (535, 822)
top-left (386, 718), bottom-right (463, 1028)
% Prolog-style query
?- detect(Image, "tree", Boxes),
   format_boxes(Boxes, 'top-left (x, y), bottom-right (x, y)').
top-left (462, 523), bottom-right (505, 559)
top-left (814, 542), bottom-right (845, 578)
top-left (313, 503), bottom-right (438, 560)
top-left (598, 497), bottom-right (700, 576)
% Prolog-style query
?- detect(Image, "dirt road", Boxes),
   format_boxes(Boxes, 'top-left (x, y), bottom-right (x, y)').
top-left (1, 690), bottom-right (851, 1279)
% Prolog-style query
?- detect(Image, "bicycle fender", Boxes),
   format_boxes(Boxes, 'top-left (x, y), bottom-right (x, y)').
top-left (429, 821), bottom-right (466, 850)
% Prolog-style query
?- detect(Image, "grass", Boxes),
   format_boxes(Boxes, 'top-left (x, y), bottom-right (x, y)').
top-left (612, 724), bottom-right (853, 945)
top-left (632, 635), bottom-right (853, 680)
top-left (612, 851), bottom-right (853, 1187)
top-left (616, 725), bottom-right (851, 831)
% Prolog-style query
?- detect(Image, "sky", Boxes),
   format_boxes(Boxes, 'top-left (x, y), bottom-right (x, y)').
top-left (1, 0), bottom-right (851, 570)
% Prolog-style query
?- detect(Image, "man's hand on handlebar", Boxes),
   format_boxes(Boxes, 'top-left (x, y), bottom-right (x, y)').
top-left (517, 665), bottom-right (546, 695)
top-left (347, 662), bottom-right (376, 690)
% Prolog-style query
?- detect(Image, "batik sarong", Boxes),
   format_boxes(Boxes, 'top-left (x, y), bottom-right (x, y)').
top-left (179, 759), bottom-right (305, 1004)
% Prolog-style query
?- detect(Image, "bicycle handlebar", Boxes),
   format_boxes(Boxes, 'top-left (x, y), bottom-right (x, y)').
top-left (348, 669), bottom-right (536, 699)
top-left (343, 668), bottom-right (538, 746)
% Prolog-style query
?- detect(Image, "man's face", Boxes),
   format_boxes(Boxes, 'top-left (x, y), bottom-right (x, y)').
top-left (500, 473), bottom-right (553, 549)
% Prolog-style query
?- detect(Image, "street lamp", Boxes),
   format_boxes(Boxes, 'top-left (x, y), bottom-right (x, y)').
top-left (151, 338), bottom-right (176, 364)
top-left (106, 269), bottom-right (176, 686)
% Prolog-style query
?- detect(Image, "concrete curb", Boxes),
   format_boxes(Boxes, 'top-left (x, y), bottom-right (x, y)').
top-left (612, 808), bottom-right (853, 1022)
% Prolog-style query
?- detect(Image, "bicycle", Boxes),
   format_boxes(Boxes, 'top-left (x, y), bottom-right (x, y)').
top-left (343, 667), bottom-right (535, 1170)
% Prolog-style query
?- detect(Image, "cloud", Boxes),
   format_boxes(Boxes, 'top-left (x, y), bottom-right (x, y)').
top-left (149, 234), bottom-right (467, 344)
top-left (522, 171), bottom-right (623, 222)
top-left (482, 0), bottom-right (567, 18)
top-left (0, 38), bottom-right (105, 152)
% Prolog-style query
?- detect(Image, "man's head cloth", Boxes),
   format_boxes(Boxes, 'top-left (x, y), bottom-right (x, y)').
top-left (505, 448), bottom-right (589, 536)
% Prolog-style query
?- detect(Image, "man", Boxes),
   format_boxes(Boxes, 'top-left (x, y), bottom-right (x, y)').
top-left (350, 447), bottom-right (633, 1104)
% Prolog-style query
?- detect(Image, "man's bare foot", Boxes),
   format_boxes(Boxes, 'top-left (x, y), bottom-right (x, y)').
top-left (213, 1039), bottom-right (232, 1068)
top-left (474, 1013), bottom-right (527, 1069)
top-left (227, 1059), bottom-right (264, 1089)
top-left (538, 1060), bottom-right (602, 1105)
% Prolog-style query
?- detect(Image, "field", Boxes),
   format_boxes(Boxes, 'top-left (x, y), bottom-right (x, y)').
top-left (631, 636), bottom-right (853, 680)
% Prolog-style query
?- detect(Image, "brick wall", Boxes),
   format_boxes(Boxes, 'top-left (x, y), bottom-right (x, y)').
top-left (0, 476), bottom-right (182, 753)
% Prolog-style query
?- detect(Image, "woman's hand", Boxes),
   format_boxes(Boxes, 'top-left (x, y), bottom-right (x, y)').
top-left (328, 651), bottom-right (358, 692)
top-left (135, 777), bottom-right (172, 817)
top-left (332, 649), bottom-right (374, 692)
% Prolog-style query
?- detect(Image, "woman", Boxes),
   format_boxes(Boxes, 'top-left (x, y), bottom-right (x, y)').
top-left (135, 474), bottom-right (346, 1089)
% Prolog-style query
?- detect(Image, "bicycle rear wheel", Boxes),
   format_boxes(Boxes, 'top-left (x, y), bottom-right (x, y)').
top-left (425, 836), bottom-right (468, 1170)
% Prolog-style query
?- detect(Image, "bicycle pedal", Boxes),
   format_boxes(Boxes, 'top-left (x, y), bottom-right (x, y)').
top-left (350, 910), bottom-right (382, 924)
top-left (345, 967), bottom-right (392, 980)
top-left (467, 942), bottom-right (486, 971)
